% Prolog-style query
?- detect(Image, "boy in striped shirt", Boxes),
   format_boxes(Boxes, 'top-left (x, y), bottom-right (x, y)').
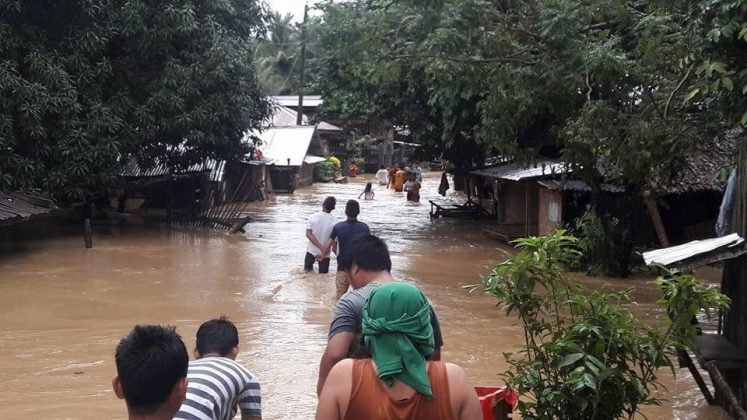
top-left (175, 317), bottom-right (261, 420)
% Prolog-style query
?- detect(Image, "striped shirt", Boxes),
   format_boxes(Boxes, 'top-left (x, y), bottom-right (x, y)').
top-left (175, 357), bottom-right (261, 420)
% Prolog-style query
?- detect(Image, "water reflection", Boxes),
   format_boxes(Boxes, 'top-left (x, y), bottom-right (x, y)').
top-left (0, 173), bottom-right (727, 419)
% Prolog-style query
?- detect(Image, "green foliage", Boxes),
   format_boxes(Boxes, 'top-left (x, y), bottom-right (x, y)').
top-left (0, 0), bottom-right (271, 203)
top-left (478, 231), bottom-right (730, 419)
top-left (311, 0), bottom-right (745, 275)
top-left (313, 158), bottom-right (343, 182)
top-left (255, 11), bottom-right (303, 95)
top-left (657, 0), bottom-right (747, 125)
top-left (568, 207), bottom-right (606, 274)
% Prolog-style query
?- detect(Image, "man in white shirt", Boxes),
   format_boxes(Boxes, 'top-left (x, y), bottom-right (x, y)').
top-left (375, 165), bottom-right (389, 185)
top-left (305, 196), bottom-right (338, 273)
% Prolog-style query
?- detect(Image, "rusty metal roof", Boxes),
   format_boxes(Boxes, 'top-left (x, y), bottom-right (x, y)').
top-left (471, 161), bottom-right (571, 181)
top-left (538, 180), bottom-right (624, 193)
top-left (0, 191), bottom-right (56, 226)
top-left (121, 158), bottom-right (226, 182)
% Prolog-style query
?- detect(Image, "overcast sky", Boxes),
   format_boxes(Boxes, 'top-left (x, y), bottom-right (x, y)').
top-left (265, 0), bottom-right (316, 22)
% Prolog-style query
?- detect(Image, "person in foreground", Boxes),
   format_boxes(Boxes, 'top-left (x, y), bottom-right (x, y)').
top-left (113, 325), bottom-right (189, 420)
top-left (316, 234), bottom-right (443, 396)
top-left (175, 316), bottom-right (261, 420)
top-left (316, 283), bottom-right (481, 420)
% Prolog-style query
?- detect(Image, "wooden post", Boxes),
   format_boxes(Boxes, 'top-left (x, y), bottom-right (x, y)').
top-left (722, 135), bottom-right (747, 412)
top-left (82, 202), bottom-right (93, 249)
top-left (643, 191), bottom-right (670, 247)
top-left (525, 182), bottom-right (530, 237)
top-left (296, 4), bottom-right (308, 125)
top-left (706, 361), bottom-right (747, 420)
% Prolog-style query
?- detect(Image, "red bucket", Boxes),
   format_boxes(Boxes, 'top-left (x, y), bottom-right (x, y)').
top-left (474, 386), bottom-right (519, 420)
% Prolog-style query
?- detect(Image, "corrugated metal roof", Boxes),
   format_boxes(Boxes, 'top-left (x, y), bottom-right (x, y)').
top-left (271, 95), bottom-right (323, 108)
top-left (317, 121), bottom-right (342, 132)
top-left (121, 158), bottom-right (226, 182)
top-left (642, 233), bottom-right (745, 266)
top-left (0, 191), bottom-right (56, 225)
top-left (254, 126), bottom-right (317, 167)
top-left (303, 155), bottom-right (327, 164)
top-left (538, 180), bottom-right (624, 193)
top-left (266, 105), bottom-right (341, 131)
top-left (472, 161), bottom-right (571, 181)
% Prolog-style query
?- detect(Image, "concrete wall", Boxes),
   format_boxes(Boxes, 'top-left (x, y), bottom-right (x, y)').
top-left (538, 186), bottom-right (563, 236)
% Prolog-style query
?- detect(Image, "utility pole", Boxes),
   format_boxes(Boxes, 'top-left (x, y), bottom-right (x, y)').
top-left (296, 3), bottom-right (309, 126)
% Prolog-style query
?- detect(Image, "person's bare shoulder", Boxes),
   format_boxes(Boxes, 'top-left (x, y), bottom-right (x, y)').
top-left (445, 362), bottom-right (467, 378)
top-left (325, 358), bottom-right (355, 388)
top-left (444, 362), bottom-right (481, 420)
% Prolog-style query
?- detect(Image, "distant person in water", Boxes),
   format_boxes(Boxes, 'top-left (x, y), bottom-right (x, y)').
top-left (388, 165), bottom-right (399, 189)
top-left (415, 164), bottom-right (424, 182)
top-left (174, 317), bottom-right (261, 420)
top-left (359, 182), bottom-right (374, 200)
top-left (349, 161), bottom-right (359, 177)
top-left (375, 165), bottom-right (389, 186)
top-left (316, 282), bottom-right (481, 420)
top-left (113, 325), bottom-right (189, 420)
top-left (394, 166), bottom-right (407, 192)
top-left (305, 196), bottom-right (338, 274)
top-left (322, 200), bottom-right (370, 298)
top-left (404, 172), bottom-right (422, 202)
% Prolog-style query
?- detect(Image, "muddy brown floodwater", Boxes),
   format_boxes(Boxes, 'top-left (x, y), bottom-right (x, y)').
top-left (0, 173), bottom-right (728, 419)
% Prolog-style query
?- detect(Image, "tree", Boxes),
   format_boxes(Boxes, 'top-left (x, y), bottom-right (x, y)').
top-left (255, 11), bottom-right (301, 95)
top-left (312, 0), bottom-right (733, 275)
top-left (0, 0), bottom-right (271, 203)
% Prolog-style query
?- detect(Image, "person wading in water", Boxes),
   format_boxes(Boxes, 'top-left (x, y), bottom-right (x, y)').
top-left (305, 196), bottom-right (338, 274)
top-left (316, 282), bottom-right (480, 420)
top-left (322, 200), bottom-right (370, 298)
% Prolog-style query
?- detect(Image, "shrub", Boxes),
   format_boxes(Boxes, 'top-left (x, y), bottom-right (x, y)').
top-left (477, 230), bottom-right (729, 420)
top-left (314, 158), bottom-right (343, 182)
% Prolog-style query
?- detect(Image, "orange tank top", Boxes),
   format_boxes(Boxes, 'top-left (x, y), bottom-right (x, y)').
top-left (344, 359), bottom-right (454, 420)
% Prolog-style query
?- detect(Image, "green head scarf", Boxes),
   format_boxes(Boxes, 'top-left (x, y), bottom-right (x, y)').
top-left (362, 282), bottom-right (435, 398)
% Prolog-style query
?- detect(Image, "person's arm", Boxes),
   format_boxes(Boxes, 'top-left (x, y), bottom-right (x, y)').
top-left (316, 332), bottom-right (354, 396)
top-left (321, 237), bottom-right (336, 256)
top-left (446, 363), bottom-right (482, 420)
top-left (238, 380), bottom-right (262, 420)
top-left (306, 229), bottom-right (325, 253)
top-left (316, 359), bottom-right (354, 420)
top-left (322, 225), bottom-right (338, 255)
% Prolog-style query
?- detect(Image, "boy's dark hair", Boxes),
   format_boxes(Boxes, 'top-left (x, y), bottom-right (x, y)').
top-left (380, 165), bottom-right (385, 170)
top-left (339, 234), bottom-right (392, 273)
top-left (115, 325), bottom-right (188, 415)
top-left (345, 200), bottom-right (360, 218)
top-left (323, 196), bottom-right (336, 211)
top-left (195, 316), bottom-right (239, 357)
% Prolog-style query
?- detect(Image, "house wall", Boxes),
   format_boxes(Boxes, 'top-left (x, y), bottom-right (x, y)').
top-left (501, 181), bottom-right (529, 225)
top-left (298, 163), bottom-right (314, 187)
top-left (538, 186), bottom-right (563, 236)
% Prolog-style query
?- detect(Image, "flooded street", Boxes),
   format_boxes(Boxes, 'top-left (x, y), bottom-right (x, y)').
top-left (0, 173), bottom-right (728, 419)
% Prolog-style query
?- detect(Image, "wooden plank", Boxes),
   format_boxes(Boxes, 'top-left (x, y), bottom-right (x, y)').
top-left (693, 335), bottom-right (747, 369)
top-left (674, 247), bottom-right (747, 272)
top-left (679, 349), bottom-right (715, 404)
top-left (705, 361), bottom-right (747, 420)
